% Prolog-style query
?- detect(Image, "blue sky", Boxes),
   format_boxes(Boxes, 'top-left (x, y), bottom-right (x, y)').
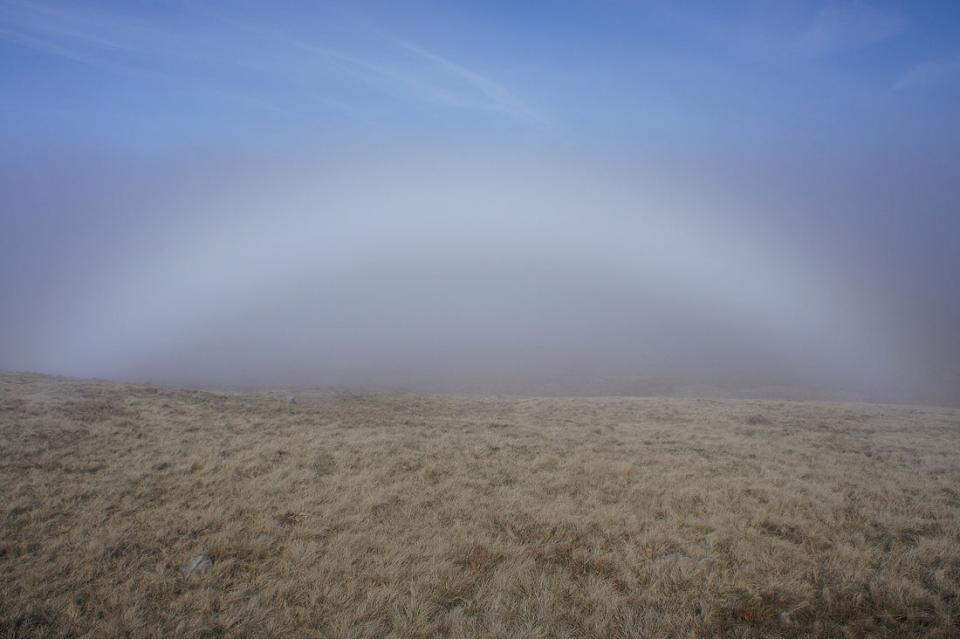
top-left (1, 1), bottom-right (959, 403)
top-left (2, 0), bottom-right (960, 155)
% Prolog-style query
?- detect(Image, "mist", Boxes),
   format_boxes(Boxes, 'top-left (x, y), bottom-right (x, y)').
top-left (2, 145), bottom-right (957, 405)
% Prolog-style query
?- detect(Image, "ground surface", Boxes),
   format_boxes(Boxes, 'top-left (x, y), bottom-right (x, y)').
top-left (1, 373), bottom-right (959, 638)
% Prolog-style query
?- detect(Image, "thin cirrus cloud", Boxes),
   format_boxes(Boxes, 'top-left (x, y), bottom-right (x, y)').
top-left (790, 0), bottom-right (903, 57)
top-left (394, 40), bottom-right (547, 124)
top-left (894, 55), bottom-right (960, 91)
top-left (287, 36), bottom-right (548, 126)
top-left (0, 1), bottom-right (545, 128)
top-left (0, 1), bottom-right (154, 62)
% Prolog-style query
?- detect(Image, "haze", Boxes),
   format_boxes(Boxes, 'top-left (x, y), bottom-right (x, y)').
top-left (2, 1), bottom-right (959, 405)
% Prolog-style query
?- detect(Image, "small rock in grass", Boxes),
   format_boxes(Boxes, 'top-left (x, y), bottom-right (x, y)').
top-left (654, 553), bottom-right (689, 563)
top-left (181, 554), bottom-right (213, 576)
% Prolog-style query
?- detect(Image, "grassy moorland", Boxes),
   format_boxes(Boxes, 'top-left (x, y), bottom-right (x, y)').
top-left (1, 373), bottom-right (959, 638)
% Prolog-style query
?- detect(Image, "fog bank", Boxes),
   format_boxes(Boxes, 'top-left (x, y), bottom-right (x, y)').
top-left (2, 147), bottom-right (957, 405)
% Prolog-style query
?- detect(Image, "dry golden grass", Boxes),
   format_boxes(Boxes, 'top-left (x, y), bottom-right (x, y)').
top-left (2, 372), bottom-right (959, 638)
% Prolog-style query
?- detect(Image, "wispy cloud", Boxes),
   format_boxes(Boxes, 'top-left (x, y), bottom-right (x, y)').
top-left (0, 2), bottom-right (278, 111)
top-left (0, 0), bottom-right (153, 57)
top-left (393, 40), bottom-right (546, 124)
top-left (791, 1), bottom-right (903, 58)
top-left (287, 39), bottom-right (502, 114)
top-left (894, 55), bottom-right (960, 91)
top-left (0, 24), bottom-right (103, 65)
top-left (0, 1), bottom-right (551, 133)
top-left (256, 23), bottom-right (550, 127)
